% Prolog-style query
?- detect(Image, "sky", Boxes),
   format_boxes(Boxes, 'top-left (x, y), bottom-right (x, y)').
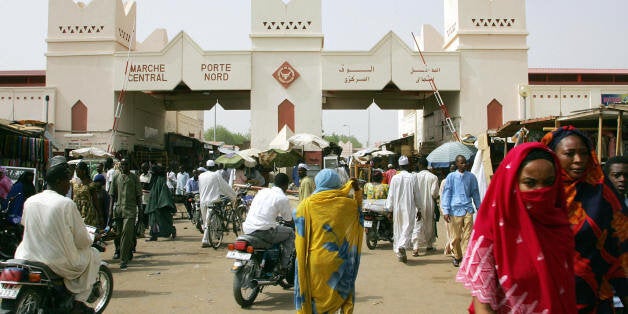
top-left (1, 0), bottom-right (627, 147)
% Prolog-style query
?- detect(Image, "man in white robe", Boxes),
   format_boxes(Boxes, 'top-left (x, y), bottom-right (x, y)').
top-left (411, 158), bottom-right (440, 256)
top-left (15, 156), bottom-right (100, 310)
top-left (385, 156), bottom-right (422, 263)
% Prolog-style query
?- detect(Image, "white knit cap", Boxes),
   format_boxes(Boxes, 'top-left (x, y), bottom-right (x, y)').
top-left (398, 155), bottom-right (409, 166)
top-left (206, 160), bottom-right (215, 167)
top-left (298, 163), bottom-right (309, 170)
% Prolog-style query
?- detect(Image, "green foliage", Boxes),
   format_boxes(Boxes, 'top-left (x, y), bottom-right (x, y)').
top-left (204, 125), bottom-right (250, 145)
top-left (323, 133), bottom-right (362, 148)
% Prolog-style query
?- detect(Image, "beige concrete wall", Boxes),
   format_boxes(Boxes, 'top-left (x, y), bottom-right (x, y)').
top-left (165, 111), bottom-right (204, 140)
top-left (441, 0), bottom-right (528, 137)
top-left (250, 51), bottom-right (323, 149)
top-left (457, 50), bottom-right (528, 136)
top-left (0, 87), bottom-right (56, 123)
top-left (46, 56), bottom-right (116, 133)
top-left (527, 85), bottom-right (628, 118)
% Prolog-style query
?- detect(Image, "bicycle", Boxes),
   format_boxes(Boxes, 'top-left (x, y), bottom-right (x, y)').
top-left (207, 196), bottom-right (243, 249)
top-left (234, 184), bottom-right (254, 223)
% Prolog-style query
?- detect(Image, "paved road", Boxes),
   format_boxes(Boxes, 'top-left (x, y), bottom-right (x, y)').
top-left (103, 208), bottom-right (470, 313)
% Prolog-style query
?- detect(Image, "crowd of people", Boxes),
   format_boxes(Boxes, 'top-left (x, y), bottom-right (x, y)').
top-left (2, 125), bottom-right (627, 313)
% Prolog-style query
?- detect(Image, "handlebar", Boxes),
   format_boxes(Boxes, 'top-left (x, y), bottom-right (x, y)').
top-left (1, 193), bottom-right (23, 213)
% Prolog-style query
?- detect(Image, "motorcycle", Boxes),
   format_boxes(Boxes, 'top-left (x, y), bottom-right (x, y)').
top-left (226, 221), bottom-right (295, 308)
top-left (187, 193), bottom-right (203, 233)
top-left (0, 194), bottom-right (24, 260)
top-left (0, 226), bottom-right (114, 314)
top-left (362, 200), bottom-right (394, 250)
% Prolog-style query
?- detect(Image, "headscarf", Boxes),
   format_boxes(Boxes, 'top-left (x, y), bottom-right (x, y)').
top-left (314, 169), bottom-right (341, 193)
top-left (6, 171), bottom-right (36, 224)
top-left (457, 142), bottom-right (576, 313)
top-left (541, 126), bottom-right (627, 312)
top-left (16, 171), bottom-right (36, 198)
top-left (541, 125), bottom-right (604, 187)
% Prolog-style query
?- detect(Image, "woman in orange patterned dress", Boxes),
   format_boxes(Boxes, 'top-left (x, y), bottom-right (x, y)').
top-left (542, 126), bottom-right (627, 313)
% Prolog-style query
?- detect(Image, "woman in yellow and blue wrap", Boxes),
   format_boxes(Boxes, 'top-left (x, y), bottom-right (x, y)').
top-left (294, 169), bottom-right (364, 314)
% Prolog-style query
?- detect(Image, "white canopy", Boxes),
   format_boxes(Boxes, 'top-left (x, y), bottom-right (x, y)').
top-left (268, 125), bottom-right (294, 151)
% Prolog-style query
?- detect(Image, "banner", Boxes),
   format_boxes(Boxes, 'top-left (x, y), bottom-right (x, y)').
top-left (3, 166), bottom-right (37, 189)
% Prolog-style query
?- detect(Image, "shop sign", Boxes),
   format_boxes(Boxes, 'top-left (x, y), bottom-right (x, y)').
top-left (601, 94), bottom-right (628, 105)
top-left (3, 166), bottom-right (37, 187)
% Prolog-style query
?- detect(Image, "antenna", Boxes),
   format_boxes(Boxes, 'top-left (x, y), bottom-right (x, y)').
top-left (108, 21), bottom-right (137, 153)
top-left (411, 32), bottom-right (461, 142)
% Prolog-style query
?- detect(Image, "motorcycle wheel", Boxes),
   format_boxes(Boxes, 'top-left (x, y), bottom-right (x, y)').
top-left (86, 264), bottom-right (114, 314)
top-left (15, 287), bottom-right (45, 314)
top-left (207, 212), bottom-right (223, 249)
top-left (366, 228), bottom-right (378, 250)
top-left (233, 259), bottom-right (261, 308)
top-left (279, 253), bottom-right (296, 289)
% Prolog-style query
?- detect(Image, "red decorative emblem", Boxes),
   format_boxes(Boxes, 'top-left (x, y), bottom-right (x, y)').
top-left (273, 61), bottom-right (300, 88)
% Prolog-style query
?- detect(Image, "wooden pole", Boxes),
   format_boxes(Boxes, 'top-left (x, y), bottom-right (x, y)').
top-left (503, 138), bottom-right (507, 158)
top-left (618, 111), bottom-right (624, 156)
top-left (597, 110), bottom-right (603, 162)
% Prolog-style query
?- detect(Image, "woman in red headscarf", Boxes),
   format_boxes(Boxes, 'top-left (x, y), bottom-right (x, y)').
top-left (456, 142), bottom-right (576, 313)
top-left (541, 126), bottom-right (627, 313)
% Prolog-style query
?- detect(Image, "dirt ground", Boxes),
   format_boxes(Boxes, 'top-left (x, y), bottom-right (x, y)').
top-left (102, 205), bottom-right (471, 313)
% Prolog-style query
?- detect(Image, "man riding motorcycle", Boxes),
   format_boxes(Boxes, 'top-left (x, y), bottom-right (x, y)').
top-left (241, 173), bottom-right (294, 273)
top-left (14, 156), bottom-right (100, 313)
top-left (184, 170), bottom-right (200, 220)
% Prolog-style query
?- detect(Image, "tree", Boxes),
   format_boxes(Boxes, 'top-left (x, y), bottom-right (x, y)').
top-left (323, 133), bottom-right (362, 148)
top-left (204, 125), bottom-right (250, 146)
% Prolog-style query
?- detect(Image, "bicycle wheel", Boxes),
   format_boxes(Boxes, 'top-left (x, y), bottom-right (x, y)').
top-left (230, 210), bottom-right (243, 236)
top-left (207, 212), bottom-right (223, 249)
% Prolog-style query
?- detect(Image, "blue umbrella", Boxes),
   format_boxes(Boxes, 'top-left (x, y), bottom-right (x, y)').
top-left (426, 141), bottom-right (477, 168)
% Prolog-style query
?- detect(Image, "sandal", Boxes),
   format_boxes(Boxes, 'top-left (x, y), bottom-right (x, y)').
top-left (412, 250), bottom-right (419, 257)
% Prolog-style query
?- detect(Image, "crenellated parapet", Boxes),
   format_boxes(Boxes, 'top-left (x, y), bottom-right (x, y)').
top-left (443, 0), bottom-right (527, 51)
top-left (251, 0), bottom-right (323, 50)
top-left (47, 0), bottom-right (136, 51)
top-left (251, 0), bottom-right (322, 35)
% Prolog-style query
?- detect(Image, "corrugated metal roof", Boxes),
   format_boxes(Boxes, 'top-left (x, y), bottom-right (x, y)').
top-left (0, 70), bottom-right (46, 76)
top-left (528, 68), bottom-right (628, 75)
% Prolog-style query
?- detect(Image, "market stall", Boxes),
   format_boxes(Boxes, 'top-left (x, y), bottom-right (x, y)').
top-left (0, 119), bottom-right (52, 190)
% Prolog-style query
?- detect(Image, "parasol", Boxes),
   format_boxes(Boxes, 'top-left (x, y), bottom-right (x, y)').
top-left (258, 149), bottom-right (301, 168)
top-left (426, 141), bottom-right (477, 168)
top-left (215, 152), bottom-right (257, 168)
top-left (288, 133), bottom-right (329, 150)
top-left (238, 148), bottom-right (263, 158)
top-left (69, 147), bottom-right (113, 158)
top-left (371, 149), bottom-right (396, 157)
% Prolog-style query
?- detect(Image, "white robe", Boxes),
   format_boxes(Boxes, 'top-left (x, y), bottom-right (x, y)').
top-left (15, 190), bottom-right (100, 302)
top-left (385, 171), bottom-right (422, 254)
top-left (411, 170), bottom-right (440, 249)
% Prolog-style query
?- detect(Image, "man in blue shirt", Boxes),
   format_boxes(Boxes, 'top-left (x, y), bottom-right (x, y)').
top-left (441, 155), bottom-right (481, 267)
top-left (183, 170), bottom-right (200, 219)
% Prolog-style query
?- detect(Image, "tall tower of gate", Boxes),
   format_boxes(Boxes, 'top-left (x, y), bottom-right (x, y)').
top-left (443, 0), bottom-right (528, 135)
top-left (47, 0), bottom-right (136, 149)
top-left (249, 0), bottom-right (324, 149)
